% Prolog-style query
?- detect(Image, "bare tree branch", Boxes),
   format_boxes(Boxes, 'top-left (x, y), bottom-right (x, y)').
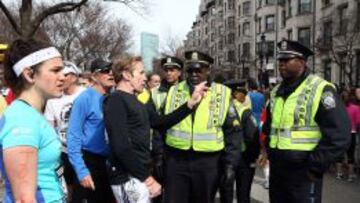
top-left (31, 0), bottom-right (88, 37)
top-left (0, 1), bottom-right (21, 35)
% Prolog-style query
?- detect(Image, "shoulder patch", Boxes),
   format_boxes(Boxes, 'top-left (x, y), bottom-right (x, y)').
top-left (250, 115), bottom-right (258, 126)
top-left (321, 91), bottom-right (336, 110)
top-left (228, 104), bottom-right (237, 118)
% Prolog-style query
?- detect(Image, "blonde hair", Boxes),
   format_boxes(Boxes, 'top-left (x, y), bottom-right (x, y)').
top-left (112, 55), bottom-right (142, 83)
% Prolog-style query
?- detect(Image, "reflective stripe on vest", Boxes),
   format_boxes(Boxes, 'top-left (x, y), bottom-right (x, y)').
top-left (233, 100), bottom-right (250, 152)
top-left (151, 88), bottom-right (167, 111)
top-left (164, 81), bottom-right (231, 152)
top-left (269, 74), bottom-right (334, 151)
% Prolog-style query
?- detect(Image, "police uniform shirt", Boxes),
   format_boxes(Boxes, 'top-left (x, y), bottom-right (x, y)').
top-left (262, 69), bottom-right (351, 177)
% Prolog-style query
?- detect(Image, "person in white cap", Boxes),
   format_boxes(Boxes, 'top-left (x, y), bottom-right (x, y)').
top-left (0, 39), bottom-right (66, 202)
top-left (44, 60), bottom-right (85, 201)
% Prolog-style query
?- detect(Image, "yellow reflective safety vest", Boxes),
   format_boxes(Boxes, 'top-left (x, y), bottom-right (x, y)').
top-left (233, 99), bottom-right (251, 152)
top-left (151, 88), bottom-right (168, 112)
top-left (164, 81), bottom-right (231, 152)
top-left (137, 89), bottom-right (151, 104)
top-left (269, 74), bottom-right (334, 151)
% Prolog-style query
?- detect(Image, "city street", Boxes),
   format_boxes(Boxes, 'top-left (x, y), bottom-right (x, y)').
top-left (214, 168), bottom-right (360, 203)
top-left (0, 168), bottom-right (359, 202)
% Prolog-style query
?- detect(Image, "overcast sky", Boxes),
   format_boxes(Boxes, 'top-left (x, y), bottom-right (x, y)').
top-left (105, 0), bottom-right (201, 54)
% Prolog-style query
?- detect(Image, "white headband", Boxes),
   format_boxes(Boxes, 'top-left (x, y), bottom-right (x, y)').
top-left (13, 47), bottom-right (61, 76)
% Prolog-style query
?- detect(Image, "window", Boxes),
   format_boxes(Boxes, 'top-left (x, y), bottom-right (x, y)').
top-left (281, 10), bottom-right (286, 27)
top-left (243, 43), bottom-right (250, 58)
top-left (227, 33), bottom-right (235, 44)
top-left (267, 41), bottom-right (275, 57)
top-left (228, 50), bottom-right (235, 62)
top-left (323, 60), bottom-right (332, 81)
top-left (298, 0), bottom-right (311, 14)
top-left (288, 0), bottom-right (292, 17)
top-left (298, 27), bottom-right (311, 48)
top-left (323, 21), bottom-right (332, 46)
top-left (243, 22), bottom-right (250, 35)
top-left (219, 39), bottom-right (224, 50)
top-left (238, 24), bottom-right (241, 36)
top-left (205, 27), bottom-right (208, 35)
top-left (266, 0), bottom-right (276, 5)
top-left (256, 17), bottom-right (262, 34)
top-left (228, 0), bottom-right (235, 10)
top-left (265, 15), bottom-right (275, 31)
top-left (338, 5), bottom-right (348, 34)
top-left (257, 0), bottom-right (262, 8)
top-left (238, 5), bottom-right (241, 16)
top-left (243, 1), bottom-right (251, 16)
top-left (211, 20), bottom-right (216, 29)
top-left (322, 0), bottom-right (330, 7)
top-left (211, 33), bottom-right (215, 42)
top-left (287, 29), bottom-right (293, 40)
top-left (219, 10), bottom-right (224, 18)
top-left (228, 16), bottom-right (235, 29)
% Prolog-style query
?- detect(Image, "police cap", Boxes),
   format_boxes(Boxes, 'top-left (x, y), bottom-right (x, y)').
top-left (160, 56), bottom-right (183, 70)
top-left (224, 79), bottom-right (247, 91)
top-left (184, 50), bottom-right (214, 69)
top-left (277, 39), bottom-right (314, 60)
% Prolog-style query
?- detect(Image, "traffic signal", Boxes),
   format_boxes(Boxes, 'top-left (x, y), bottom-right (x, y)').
top-left (0, 44), bottom-right (8, 63)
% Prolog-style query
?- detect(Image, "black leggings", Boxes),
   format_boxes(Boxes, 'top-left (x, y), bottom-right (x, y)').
top-left (338, 133), bottom-right (357, 164)
top-left (347, 134), bottom-right (357, 164)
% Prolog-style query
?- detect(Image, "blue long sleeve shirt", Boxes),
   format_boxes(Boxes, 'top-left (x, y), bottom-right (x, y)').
top-left (67, 87), bottom-right (109, 181)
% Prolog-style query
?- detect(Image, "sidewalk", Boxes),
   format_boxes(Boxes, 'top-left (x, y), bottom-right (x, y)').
top-left (239, 168), bottom-right (360, 203)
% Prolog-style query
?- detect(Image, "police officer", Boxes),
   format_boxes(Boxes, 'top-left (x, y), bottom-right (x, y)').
top-left (220, 79), bottom-right (260, 203)
top-left (162, 51), bottom-right (242, 203)
top-left (151, 57), bottom-right (184, 202)
top-left (151, 56), bottom-right (183, 111)
top-left (262, 40), bottom-right (351, 203)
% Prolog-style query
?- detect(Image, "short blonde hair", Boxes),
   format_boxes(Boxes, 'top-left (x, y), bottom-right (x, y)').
top-left (112, 55), bottom-right (142, 83)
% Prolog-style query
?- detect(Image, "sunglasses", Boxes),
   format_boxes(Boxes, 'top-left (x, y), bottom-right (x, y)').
top-left (186, 68), bottom-right (202, 74)
top-left (95, 68), bottom-right (111, 74)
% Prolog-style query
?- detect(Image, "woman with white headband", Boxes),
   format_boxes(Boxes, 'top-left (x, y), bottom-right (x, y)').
top-left (0, 39), bottom-right (66, 202)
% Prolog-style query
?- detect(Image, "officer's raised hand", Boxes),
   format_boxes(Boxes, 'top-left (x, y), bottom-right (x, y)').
top-left (187, 81), bottom-right (208, 109)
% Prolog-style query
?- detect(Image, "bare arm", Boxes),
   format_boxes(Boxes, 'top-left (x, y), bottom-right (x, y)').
top-left (4, 146), bottom-right (38, 203)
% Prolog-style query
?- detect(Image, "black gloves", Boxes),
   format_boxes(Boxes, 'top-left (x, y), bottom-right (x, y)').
top-left (221, 165), bottom-right (235, 186)
top-left (219, 165), bottom-right (236, 203)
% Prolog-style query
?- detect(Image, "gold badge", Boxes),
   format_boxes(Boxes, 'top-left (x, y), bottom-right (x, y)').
top-left (232, 120), bottom-right (240, 126)
top-left (191, 52), bottom-right (198, 60)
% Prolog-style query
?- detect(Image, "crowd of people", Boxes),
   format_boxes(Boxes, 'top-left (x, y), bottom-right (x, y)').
top-left (0, 37), bottom-right (356, 203)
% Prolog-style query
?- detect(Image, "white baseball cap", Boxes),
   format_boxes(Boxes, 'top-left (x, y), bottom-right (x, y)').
top-left (63, 61), bottom-right (81, 76)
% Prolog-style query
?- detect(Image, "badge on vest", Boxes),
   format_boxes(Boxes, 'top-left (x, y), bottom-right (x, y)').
top-left (321, 91), bottom-right (336, 109)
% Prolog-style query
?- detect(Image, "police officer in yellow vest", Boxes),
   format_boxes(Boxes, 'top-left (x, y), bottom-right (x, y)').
top-left (151, 57), bottom-right (183, 203)
top-left (151, 56), bottom-right (183, 111)
top-left (262, 40), bottom-right (350, 203)
top-left (220, 79), bottom-right (260, 203)
top-left (163, 51), bottom-right (243, 203)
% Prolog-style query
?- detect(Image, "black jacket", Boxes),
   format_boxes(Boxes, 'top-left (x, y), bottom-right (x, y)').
top-left (103, 90), bottom-right (193, 184)
top-left (262, 70), bottom-right (351, 177)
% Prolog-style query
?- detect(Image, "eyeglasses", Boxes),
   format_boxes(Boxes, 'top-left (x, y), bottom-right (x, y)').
top-left (186, 68), bottom-right (202, 74)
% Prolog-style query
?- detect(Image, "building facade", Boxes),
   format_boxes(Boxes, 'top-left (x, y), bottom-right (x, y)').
top-left (184, 0), bottom-right (360, 86)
